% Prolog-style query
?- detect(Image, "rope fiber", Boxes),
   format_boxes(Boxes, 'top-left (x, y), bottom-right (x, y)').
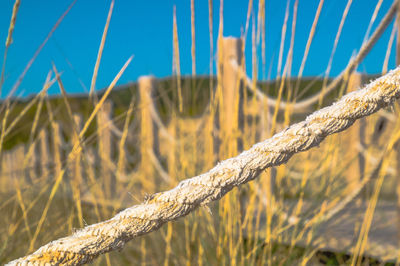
top-left (7, 66), bottom-right (400, 265)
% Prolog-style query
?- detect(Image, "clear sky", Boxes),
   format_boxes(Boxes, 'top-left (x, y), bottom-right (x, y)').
top-left (0, 0), bottom-right (396, 97)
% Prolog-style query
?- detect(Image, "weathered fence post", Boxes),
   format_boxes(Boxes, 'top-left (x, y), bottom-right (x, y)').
top-left (138, 76), bottom-right (159, 191)
top-left (138, 75), bottom-right (158, 266)
top-left (344, 72), bottom-right (365, 191)
top-left (15, 145), bottom-right (25, 178)
top-left (204, 112), bottom-right (216, 170)
top-left (2, 145), bottom-right (24, 191)
top-left (51, 121), bottom-right (63, 179)
top-left (1, 151), bottom-right (10, 191)
top-left (70, 114), bottom-right (83, 185)
top-left (97, 100), bottom-right (114, 198)
top-left (0, 151), bottom-right (6, 191)
top-left (218, 37), bottom-right (244, 158)
top-left (216, 36), bottom-right (245, 261)
top-left (38, 129), bottom-right (51, 179)
top-left (10, 145), bottom-right (25, 180)
top-left (69, 114), bottom-right (84, 227)
top-left (5, 150), bottom-right (15, 181)
top-left (26, 142), bottom-right (37, 182)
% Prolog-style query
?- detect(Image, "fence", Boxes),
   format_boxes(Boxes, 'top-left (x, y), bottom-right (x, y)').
top-left (3, 40), bottom-right (400, 265)
top-left (2, 1), bottom-right (400, 262)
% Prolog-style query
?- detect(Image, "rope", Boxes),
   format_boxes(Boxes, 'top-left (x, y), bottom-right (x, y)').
top-left (7, 66), bottom-right (400, 265)
top-left (233, 0), bottom-right (398, 112)
top-left (148, 99), bottom-right (176, 143)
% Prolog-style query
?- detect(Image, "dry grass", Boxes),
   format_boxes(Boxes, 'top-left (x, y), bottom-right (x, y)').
top-left (1, 0), bottom-right (400, 265)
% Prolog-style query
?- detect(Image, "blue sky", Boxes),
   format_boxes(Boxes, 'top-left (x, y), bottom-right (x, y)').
top-left (0, 0), bottom-right (396, 97)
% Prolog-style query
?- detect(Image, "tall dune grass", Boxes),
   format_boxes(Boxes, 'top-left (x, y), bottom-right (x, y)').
top-left (1, 0), bottom-right (400, 265)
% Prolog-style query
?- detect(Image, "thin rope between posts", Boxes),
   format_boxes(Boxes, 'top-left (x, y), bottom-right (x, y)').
top-left (233, 0), bottom-right (398, 112)
top-left (7, 66), bottom-right (400, 265)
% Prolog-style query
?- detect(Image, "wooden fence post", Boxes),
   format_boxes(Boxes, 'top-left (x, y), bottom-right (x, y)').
top-left (15, 144), bottom-right (25, 178)
top-left (0, 151), bottom-right (6, 191)
top-left (1, 145), bottom-right (24, 191)
top-left (217, 37), bottom-right (245, 260)
top-left (51, 121), bottom-right (63, 179)
top-left (10, 145), bottom-right (25, 181)
top-left (26, 142), bottom-right (37, 182)
top-left (138, 76), bottom-right (159, 191)
top-left (218, 37), bottom-right (244, 158)
top-left (344, 72), bottom-right (365, 191)
top-left (38, 129), bottom-right (51, 179)
top-left (204, 112), bottom-right (216, 170)
top-left (70, 114), bottom-right (84, 227)
top-left (70, 114), bottom-right (83, 186)
top-left (4, 151), bottom-right (13, 187)
top-left (97, 100), bottom-right (114, 198)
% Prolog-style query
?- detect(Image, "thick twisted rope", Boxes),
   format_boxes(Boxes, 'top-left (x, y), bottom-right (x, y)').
top-left (7, 66), bottom-right (400, 265)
